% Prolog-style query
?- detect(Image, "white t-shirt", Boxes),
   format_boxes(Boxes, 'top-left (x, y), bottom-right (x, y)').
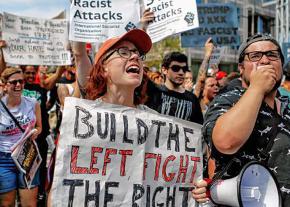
top-left (0, 96), bottom-right (36, 153)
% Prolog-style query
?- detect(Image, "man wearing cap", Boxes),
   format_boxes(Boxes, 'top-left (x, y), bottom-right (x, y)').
top-left (200, 34), bottom-right (290, 205)
top-left (145, 51), bottom-right (203, 124)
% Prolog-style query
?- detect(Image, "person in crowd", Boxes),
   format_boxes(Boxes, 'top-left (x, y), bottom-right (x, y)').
top-left (147, 70), bottom-right (164, 85)
top-left (194, 38), bottom-right (215, 99)
top-left (0, 37), bottom-right (66, 203)
top-left (55, 65), bottom-right (80, 135)
top-left (20, 65), bottom-right (65, 204)
top-left (279, 61), bottom-right (290, 99)
top-left (193, 34), bottom-right (290, 206)
top-left (183, 70), bottom-right (194, 92)
top-left (0, 67), bottom-right (42, 207)
top-left (139, 8), bottom-right (203, 123)
top-left (46, 29), bottom-right (153, 206)
top-left (145, 51), bottom-right (203, 124)
top-left (215, 70), bottom-right (227, 88)
top-left (199, 76), bottom-right (219, 115)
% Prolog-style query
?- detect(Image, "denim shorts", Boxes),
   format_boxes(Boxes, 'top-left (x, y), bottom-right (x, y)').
top-left (0, 151), bottom-right (40, 193)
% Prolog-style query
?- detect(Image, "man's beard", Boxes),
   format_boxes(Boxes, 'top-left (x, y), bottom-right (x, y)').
top-left (169, 77), bottom-right (183, 87)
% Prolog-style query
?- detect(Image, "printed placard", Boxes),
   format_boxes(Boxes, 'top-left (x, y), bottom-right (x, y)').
top-left (69, 0), bottom-right (140, 42)
top-left (144, 0), bottom-right (199, 43)
top-left (2, 12), bottom-right (71, 65)
top-left (181, 3), bottom-right (239, 47)
top-left (209, 46), bottom-right (226, 66)
top-left (50, 97), bottom-right (203, 206)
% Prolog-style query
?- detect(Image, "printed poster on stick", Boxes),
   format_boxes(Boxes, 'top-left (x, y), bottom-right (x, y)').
top-left (69, 0), bottom-right (140, 42)
top-left (144, 0), bottom-right (199, 43)
top-left (2, 12), bottom-right (71, 65)
top-left (50, 97), bottom-right (203, 206)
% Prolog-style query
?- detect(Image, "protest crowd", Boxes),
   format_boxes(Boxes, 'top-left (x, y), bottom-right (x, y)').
top-left (0, 1), bottom-right (290, 207)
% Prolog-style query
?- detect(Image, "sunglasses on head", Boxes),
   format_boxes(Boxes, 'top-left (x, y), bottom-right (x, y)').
top-left (169, 65), bottom-right (189, 73)
top-left (8, 79), bottom-right (24, 85)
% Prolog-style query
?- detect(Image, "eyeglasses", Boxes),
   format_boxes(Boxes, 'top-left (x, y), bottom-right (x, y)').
top-left (103, 47), bottom-right (146, 62)
top-left (244, 50), bottom-right (281, 62)
top-left (8, 79), bottom-right (24, 85)
top-left (169, 65), bottom-right (189, 73)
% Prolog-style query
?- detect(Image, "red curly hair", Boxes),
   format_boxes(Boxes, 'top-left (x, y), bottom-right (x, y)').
top-left (85, 53), bottom-right (148, 105)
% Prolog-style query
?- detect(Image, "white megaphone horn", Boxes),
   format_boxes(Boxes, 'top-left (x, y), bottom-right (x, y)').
top-left (207, 161), bottom-right (282, 207)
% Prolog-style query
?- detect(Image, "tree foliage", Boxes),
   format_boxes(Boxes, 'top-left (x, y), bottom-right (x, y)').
top-left (145, 35), bottom-right (185, 70)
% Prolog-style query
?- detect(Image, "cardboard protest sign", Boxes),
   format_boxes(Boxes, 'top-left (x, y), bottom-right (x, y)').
top-left (2, 12), bottom-right (71, 65)
top-left (181, 3), bottom-right (239, 47)
top-left (69, 0), bottom-right (140, 42)
top-left (50, 97), bottom-right (203, 206)
top-left (144, 0), bottom-right (199, 43)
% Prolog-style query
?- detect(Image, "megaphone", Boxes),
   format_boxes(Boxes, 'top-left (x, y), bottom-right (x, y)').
top-left (208, 161), bottom-right (281, 207)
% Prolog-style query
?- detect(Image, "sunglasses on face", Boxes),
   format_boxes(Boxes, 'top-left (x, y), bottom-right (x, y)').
top-left (169, 65), bottom-right (189, 73)
top-left (8, 79), bottom-right (24, 85)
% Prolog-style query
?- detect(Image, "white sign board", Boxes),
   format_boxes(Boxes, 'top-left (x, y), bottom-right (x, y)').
top-left (50, 97), bottom-right (203, 206)
top-left (2, 13), bottom-right (71, 66)
top-left (144, 0), bottom-right (199, 43)
top-left (209, 46), bottom-right (226, 66)
top-left (69, 0), bottom-right (140, 42)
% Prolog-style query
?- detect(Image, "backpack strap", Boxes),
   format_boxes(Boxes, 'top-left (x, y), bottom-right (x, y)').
top-left (0, 99), bottom-right (25, 133)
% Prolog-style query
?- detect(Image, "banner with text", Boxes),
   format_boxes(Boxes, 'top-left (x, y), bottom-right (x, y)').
top-left (2, 13), bottom-right (71, 65)
top-left (50, 97), bottom-right (203, 206)
top-left (144, 0), bottom-right (199, 43)
top-left (181, 3), bottom-right (239, 47)
top-left (69, 0), bottom-right (140, 42)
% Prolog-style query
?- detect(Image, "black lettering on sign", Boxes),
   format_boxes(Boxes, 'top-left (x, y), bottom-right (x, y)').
top-left (97, 112), bottom-right (109, 139)
top-left (63, 179), bottom-right (84, 207)
top-left (74, 106), bottom-right (94, 139)
top-left (123, 115), bottom-right (133, 144)
top-left (183, 127), bottom-right (195, 152)
top-left (132, 184), bottom-right (145, 206)
top-left (84, 180), bottom-right (100, 207)
top-left (104, 182), bottom-right (119, 207)
top-left (136, 118), bottom-right (148, 145)
top-left (168, 123), bottom-right (180, 152)
top-left (152, 186), bottom-right (164, 207)
top-left (152, 120), bottom-right (166, 148)
top-left (179, 187), bottom-right (194, 207)
top-left (166, 186), bottom-right (176, 207)
top-left (146, 185), bottom-right (151, 207)
top-left (110, 113), bottom-right (116, 142)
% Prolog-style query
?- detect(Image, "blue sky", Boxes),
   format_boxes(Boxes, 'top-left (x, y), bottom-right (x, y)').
top-left (0, 0), bottom-right (70, 19)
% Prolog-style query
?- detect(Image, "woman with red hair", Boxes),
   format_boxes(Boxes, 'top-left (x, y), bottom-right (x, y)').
top-left (73, 28), bottom-right (152, 108)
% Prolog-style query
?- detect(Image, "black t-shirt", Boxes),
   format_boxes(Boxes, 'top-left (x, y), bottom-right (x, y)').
top-left (145, 81), bottom-right (203, 124)
top-left (23, 83), bottom-right (50, 135)
top-left (203, 87), bottom-right (290, 205)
